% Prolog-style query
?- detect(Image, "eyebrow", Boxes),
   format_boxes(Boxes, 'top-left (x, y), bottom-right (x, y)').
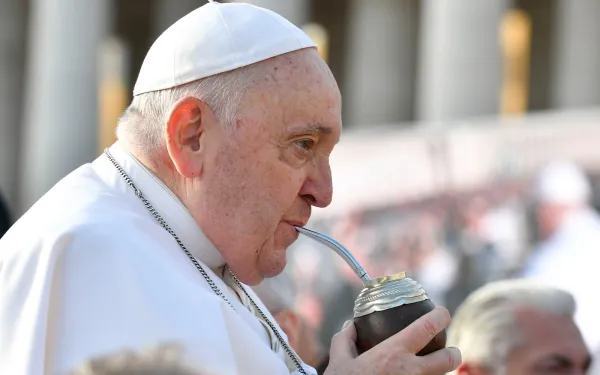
top-left (537, 354), bottom-right (591, 370)
top-left (548, 355), bottom-right (572, 367)
top-left (287, 124), bottom-right (333, 136)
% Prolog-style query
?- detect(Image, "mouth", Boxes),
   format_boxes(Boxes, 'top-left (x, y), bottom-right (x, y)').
top-left (283, 218), bottom-right (309, 229)
top-left (282, 219), bottom-right (309, 240)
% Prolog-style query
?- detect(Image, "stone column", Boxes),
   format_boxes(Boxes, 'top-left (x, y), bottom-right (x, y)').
top-left (98, 37), bottom-right (130, 154)
top-left (416, 0), bottom-right (509, 122)
top-left (152, 0), bottom-right (204, 39)
top-left (18, 0), bottom-right (111, 213)
top-left (0, 0), bottom-right (26, 213)
top-left (550, 0), bottom-right (600, 109)
top-left (232, 0), bottom-right (310, 27)
top-left (343, 0), bottom-right (420, 127)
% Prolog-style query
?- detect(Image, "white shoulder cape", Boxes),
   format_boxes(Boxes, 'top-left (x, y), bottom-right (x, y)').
top-left (0, 143), bottom-right (316, 375)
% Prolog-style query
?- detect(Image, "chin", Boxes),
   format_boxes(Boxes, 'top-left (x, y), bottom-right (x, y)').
top-left (246, 226), bottom-right (297, 281)
top-left (258, 241), bottom-right (289, 280)
top-left (260, 247), bottom-right (288, 278)
top-left (262, 266), bottom-right (286, 279)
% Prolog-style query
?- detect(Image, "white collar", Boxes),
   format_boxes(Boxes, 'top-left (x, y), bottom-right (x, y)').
top-left (100, 142), bottom-right (226, 270)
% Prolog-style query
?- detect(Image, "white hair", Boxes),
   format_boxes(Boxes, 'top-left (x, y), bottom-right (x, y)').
top-left (447, 279), bottom-right (576, 374)
top-left (116, 64), bottom-right (266, 156)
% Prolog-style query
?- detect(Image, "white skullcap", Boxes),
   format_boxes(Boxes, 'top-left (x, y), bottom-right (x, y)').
top-left (133, 0), bottom-right (317, 96)
top-left (534, 160), bottom-right (591, 205)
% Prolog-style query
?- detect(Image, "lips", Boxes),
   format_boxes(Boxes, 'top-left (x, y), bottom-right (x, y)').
top-left (282, 204), bottom-right (311, 229)
top-left (283, 218), bottom-right (309, 228)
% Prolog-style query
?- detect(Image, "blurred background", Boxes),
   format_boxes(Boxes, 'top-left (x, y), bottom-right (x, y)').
top-left (2, 0), bottom-right (600, 358)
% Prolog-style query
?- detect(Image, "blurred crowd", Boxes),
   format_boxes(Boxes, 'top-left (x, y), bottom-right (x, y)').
top-left (284, 178), bottom-right (533, 347)
top-left (278, 159), bottom-right (600, 373)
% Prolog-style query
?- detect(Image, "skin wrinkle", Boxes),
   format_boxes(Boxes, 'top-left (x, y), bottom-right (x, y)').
top-left (129, 49), bottom-right (342, 285)
top-left (504, 309), bottom-right (590, 375)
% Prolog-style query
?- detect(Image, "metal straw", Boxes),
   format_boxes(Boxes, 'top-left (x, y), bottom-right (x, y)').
top-left (294, 226), bottom-right (372, 284)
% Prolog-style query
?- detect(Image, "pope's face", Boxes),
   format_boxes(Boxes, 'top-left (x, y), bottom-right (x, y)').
top-left (198, 50), bottom-right (342, 285)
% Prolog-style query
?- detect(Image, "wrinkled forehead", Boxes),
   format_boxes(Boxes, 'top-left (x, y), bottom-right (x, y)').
top-left (512, 309), bottom-right (590, 367)
top-left (260, 49), bottom-right (340, 102)
top-left (241, 51), bottom-right (342, 137)
top-left (265, 48), bottom-right (336, 82)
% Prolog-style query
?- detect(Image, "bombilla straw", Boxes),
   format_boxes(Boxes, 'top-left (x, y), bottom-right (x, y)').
top-left (294, 226), bottom-right (372, 284)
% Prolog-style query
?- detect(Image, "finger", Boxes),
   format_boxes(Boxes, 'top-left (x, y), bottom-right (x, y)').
top-left (328, 320), bottom-right (358, 362)
top-left (418, 347), bottom-right (462, 375)
top-left (383, 306), bottom-right (451, 354)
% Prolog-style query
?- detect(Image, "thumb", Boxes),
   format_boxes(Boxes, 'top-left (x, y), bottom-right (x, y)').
top-left (329, 320), bottom-right (358, 362)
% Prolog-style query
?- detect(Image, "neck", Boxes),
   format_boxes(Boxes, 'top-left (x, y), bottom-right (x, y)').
top-left (120, 141), bottom-right (189, 208)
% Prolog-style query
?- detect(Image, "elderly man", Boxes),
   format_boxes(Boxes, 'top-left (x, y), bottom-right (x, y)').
top-left (0, 2), bottom-right (460, 375)
top-left (521, 161), bottom-right (600, 365)
top-left (447, 279), bottom-right (591, 375)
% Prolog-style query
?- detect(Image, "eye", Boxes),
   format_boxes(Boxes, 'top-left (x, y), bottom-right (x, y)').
top-left (534, 361), bottom-right (572, 375)
top-left (295, 139), bottom-right (315, 151)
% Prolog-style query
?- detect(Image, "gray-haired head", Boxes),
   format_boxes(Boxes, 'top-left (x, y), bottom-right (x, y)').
top-left (66, 344), bottom-right (205, 375)
top-left (115, 0), bottom-right (317, 161)
top-left (447, 279), bottom-right (576, 374)
top-left (116, 63), bottom-right (266, 158)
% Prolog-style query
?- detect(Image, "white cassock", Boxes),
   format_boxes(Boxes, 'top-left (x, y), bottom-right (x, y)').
top-left (0, 142), bottom-right (316, 375)
top-left (521, 208), bottom-right (600, 363)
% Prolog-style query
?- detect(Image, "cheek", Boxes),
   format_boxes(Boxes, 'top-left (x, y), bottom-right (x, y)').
top-left (270, 175), bottom-right (307, 227)
top-left (255, 152), bottom-right (306, 210)
top-left (212, 144), bottom-right (304, 229)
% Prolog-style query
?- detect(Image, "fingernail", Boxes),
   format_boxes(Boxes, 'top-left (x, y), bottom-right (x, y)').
top-left (448, 347), bottom-right (462, 368)
top-left (342, 320), bottom-right (353, 330)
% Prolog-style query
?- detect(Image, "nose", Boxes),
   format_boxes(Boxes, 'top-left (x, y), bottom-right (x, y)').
top-left (299, 157), bottom-right (333, 208)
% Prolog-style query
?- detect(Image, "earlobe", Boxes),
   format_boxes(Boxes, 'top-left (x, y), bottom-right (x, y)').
top-left (165, 97), bottom-right (206, 178)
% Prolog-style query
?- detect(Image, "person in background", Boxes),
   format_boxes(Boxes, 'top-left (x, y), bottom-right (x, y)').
top-left (447, 279), bottom-right (591, 375)
top-left (0, 190), bottom-right (11, 238)
top-left (521, 160), bottom-right (600, 368)
top-left (252, 273), bottom-right (325, 369)
top-left (66, 344), bottom-right (206, 375)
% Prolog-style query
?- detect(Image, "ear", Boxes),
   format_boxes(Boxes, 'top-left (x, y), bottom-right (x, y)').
top-left (274, 310), bottom-right (302, 350)
top-left (165, 97), bottom-right (210, 179)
